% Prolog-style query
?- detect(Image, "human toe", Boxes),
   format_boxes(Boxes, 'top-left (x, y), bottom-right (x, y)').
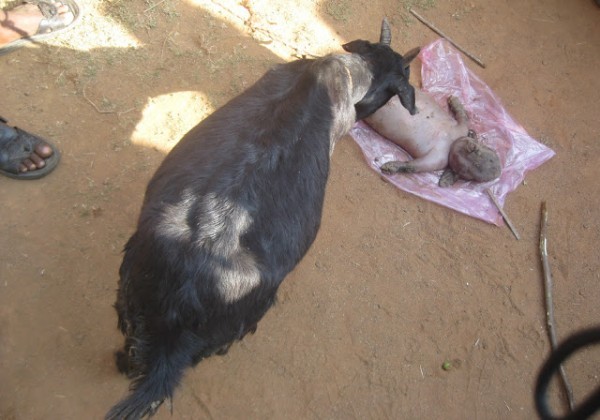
top-left (28, 151), bottom-right (47, 169)
top-left (34, 142), bottom-right (53, 158)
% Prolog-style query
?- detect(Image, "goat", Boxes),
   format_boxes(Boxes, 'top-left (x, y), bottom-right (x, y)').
top-left (106, 18), bottom-right (419, 420)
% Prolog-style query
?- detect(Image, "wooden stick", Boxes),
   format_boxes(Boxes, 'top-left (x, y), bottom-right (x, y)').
top-left (144, 0), bottom-right (167, 13)
top-left (409, 9), bottom-right (486, 68)
top-left (82, 84), bottom-right (115, 115)
top-left (485, 188), bottom-right (520, 240)
top-left (208, 0), bottom-right (319, 59)
top-left (82, 84), bottom-right (134, 117)
top-left (539, 201), bottom-right (575, 411)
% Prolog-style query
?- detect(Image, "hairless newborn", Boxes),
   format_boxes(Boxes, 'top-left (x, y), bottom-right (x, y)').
top-left (364, 90), bottom-right (501, 187)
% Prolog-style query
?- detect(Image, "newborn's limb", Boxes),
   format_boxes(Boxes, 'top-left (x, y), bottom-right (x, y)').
top-left (381, 151), bottom-right (447, 175)
top-left (448, 96), bottom-right (468, 126)
top-left (380, 160), bottom-right (416, 174)
top-left (439, 168), bottom-right (460, 187)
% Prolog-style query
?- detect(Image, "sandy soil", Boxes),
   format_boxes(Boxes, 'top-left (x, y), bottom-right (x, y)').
top-left (1, 0), bottom-right (599, 419)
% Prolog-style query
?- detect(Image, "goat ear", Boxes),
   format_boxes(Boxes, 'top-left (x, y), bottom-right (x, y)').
top-left (402, 47), bottom-right (421, 68)
top-left (342, 40), bottom-right (371, 54)
top-left (396, 84), bottom-right (417, 115)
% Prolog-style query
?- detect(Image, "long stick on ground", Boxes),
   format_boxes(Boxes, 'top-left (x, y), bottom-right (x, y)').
top-left (485, 188), bottom-right (520, 240)
top-left (539, 201), bottom-right (575, 412)
top-left (409, 9), bottom-right (486, 68)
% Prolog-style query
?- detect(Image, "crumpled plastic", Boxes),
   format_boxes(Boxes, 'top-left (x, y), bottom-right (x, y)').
top-left (349, 39), bottom-right (555, 226)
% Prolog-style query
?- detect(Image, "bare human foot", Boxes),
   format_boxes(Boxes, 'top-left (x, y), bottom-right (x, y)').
top-left (0, 1), bottom-right (75, 48)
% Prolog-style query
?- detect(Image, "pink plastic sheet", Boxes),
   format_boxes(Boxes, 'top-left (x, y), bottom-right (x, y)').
top-left (349, 39), bottom-right (555, 225)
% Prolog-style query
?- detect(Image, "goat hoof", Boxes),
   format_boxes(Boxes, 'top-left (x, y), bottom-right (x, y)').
top-left (380, 161), bottom-right (401, 174)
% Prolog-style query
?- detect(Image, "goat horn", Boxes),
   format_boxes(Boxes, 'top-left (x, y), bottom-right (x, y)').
top-left (379, 17), bottom-right (391, 45)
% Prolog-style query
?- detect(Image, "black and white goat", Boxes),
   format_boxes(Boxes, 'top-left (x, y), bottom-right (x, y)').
top-left (107, 19), bottom-right (419, 419)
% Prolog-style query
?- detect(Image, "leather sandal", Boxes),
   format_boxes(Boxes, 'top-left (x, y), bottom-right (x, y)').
top-left (0, 0), bottom-right (81, 56)
top-left (0, 116), bottom-right (61, 180)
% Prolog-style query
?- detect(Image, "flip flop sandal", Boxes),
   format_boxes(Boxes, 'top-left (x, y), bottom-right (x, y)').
top-left (0, 116), bottom-right (61, 180)
top-left (0, 0), bottom-right (81, 56)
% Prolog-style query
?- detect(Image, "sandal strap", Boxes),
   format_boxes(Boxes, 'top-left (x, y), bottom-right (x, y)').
top-left (25, 0), bottom-right (59, 19)
top-left (0, 126), bottom-right (39, 172)
top-left (0, 118), bottom-right (17, 143)
top-left (25, 0), bottom-right (73, 35)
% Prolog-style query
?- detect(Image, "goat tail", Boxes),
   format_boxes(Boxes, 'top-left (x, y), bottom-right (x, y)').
top-left (106, 331), bottom-right (197, 420)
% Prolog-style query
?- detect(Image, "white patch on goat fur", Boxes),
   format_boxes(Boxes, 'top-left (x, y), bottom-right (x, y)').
top-left (156, 190), bottom-right (195, 242)
top-left (196, 194), bottom-right (249, 251)
top-left (215, 251), bottom-right (261, 303)
top-left (194, 193), bottom-right (261, 303)
top-left (157, 191), bottom-right (260, 302)
top-left (196, 193), bottom-right (230, 245)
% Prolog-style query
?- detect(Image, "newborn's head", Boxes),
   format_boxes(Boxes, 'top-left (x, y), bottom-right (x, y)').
top-left (447, 137), bottom-right (501, 183)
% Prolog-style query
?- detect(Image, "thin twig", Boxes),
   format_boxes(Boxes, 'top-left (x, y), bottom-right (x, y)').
top-left (409, 9), bottom-right (486, 68)
top-left (144, 0), bottom-right (167, 13)
top-left (209, 0), bottom-right (320, 58)
top-left (251, 25), bottom-right (320, 58)
top-left (82, 84), bottom-right (134, 117)
top-left (160, 31), bottom-right (174, 62)
top-left (82, 84), bottom-right (116, 114)
top-left (539, 201), bottom-right (575, 412)
top-left (485, 188), bottom-right (520, 240)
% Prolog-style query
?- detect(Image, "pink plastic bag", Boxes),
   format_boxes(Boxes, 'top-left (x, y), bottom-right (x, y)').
top-left (350, 39), bottom-right (555, 225)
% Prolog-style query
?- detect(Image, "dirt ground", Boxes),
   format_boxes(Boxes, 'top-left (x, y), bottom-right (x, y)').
top-left (1, 0), bottom-right (599, 419)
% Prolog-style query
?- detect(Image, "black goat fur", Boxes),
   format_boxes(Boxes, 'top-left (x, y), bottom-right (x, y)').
top-left (106, 27), bottom-right (417, 420)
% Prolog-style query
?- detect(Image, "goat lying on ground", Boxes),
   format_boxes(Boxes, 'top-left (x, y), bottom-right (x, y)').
top-left (106, 19), bottom-right (419, 420)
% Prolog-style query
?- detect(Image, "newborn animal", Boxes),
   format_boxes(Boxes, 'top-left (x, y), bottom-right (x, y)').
top-left (364, 90), bottom-right (501, 187)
